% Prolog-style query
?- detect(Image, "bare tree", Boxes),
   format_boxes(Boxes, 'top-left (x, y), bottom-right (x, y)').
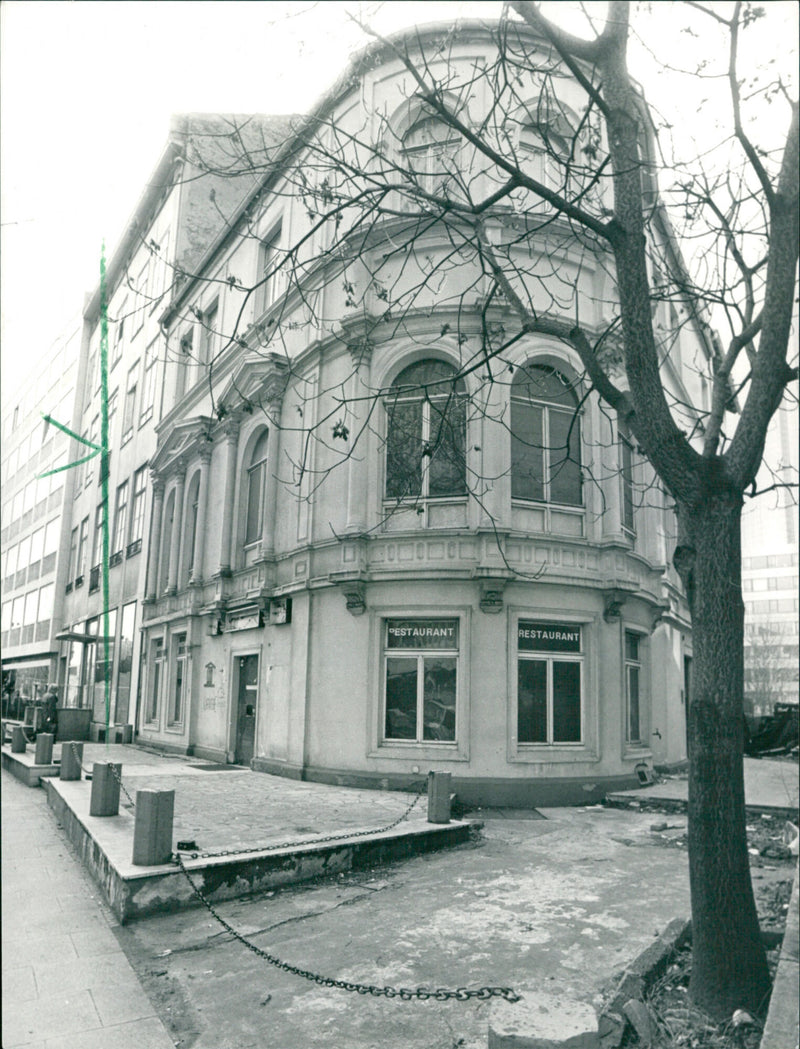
top-left (131, 1), bottom-right (797, 1020)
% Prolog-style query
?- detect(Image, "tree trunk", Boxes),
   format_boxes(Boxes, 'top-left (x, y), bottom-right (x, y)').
top-left (676, 490), bottom-right (770, 1019)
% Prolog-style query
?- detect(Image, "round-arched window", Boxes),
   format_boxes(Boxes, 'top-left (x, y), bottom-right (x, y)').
top-left (385, 360), bottom-right (467, 501)
top-left (244, 431), bottom-right (269, 546)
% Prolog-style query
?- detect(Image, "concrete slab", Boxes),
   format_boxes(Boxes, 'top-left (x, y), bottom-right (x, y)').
top-left (606, 756), bottom-right (799, 816)
top-left (761, 862), bottom-right (799, 1049)
top-left (41, 750), bottom-right (477, 922)
top-left (1, 744), bottom-right (60, 786)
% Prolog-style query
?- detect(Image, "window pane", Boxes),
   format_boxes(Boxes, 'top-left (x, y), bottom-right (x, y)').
top-left (428, 396), bottom-right (466, 497)
top-left (386, 400), bottom-right (422, 498)
top-left (385, 657), bottom-right (418, 739)
top-left (627, 665), bottom-right (640, 742)
top-left (621, 438), bottom-right (634, 530)
top-left (518, 659), bottom-right (547, 742)
top-left (548, 409), bottom-right (582, 506)
top-left (245, 464), bottom-right (263, 545)
top-left (422, 657), bottom-right (456, 741)
top-left (552, 661), bottom-right (581, 742)
top-left (625, 631), bottom-right (640, 662)
top-left (511, 401), bottom-right (544, 501)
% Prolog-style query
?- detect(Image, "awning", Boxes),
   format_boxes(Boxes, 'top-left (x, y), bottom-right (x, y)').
top-left (54, 631), bottom-right (110, 644)
top-left (1, 657), bottom-right (54, 671)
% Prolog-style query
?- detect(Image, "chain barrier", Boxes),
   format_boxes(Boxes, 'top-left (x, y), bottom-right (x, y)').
top-left (107, 760), bottom-right (137, 811)
top-left (20, 725), bottom-right (37, 745)
top-left (66, 741), bottom-right (137, 811)
top-left (176, 780), bottom-right (429, 861)
top-left (175, 853), bottom-right (520, 1003)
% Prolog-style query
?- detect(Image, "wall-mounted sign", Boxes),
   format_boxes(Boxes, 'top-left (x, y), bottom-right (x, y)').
top-left (269, 597), bottom-right (292, 625)
top-left (518, 621), bottom-right (581, 652)
top-left (227, 609), bottom-right (262, 632)
top-left (386, 619), bottom-right (459, 649)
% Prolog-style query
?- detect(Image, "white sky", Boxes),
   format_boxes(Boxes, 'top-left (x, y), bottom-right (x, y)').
top-left (1, 1), bottom-right (797, 402)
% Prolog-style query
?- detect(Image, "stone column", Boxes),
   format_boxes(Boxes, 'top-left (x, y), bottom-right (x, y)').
top-left (218, 421), bottom-right (240, 576)
top-left (345, 339), bottom-right (373, 534)
top-left (145, 478), bottom-right (164, 602)
top-left (190, 448), bottom-right (211, 584)
top-left (166, 465), bottom-right (186, 594)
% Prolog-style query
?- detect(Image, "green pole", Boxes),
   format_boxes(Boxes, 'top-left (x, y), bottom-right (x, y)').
top-left (99, 244), bottom-right (111, 742)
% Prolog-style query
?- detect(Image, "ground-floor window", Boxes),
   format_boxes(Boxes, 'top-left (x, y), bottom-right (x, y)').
top-left (517, 621), bottom-right (582, 744)
top-left (383, 618), bottom-right (458, 742)
top-left (625, 631), bottom-right (643, 743)
top-left (169, 633), bottom-right (188, 726)
top-left (147, 637), bottom-right (164, 724)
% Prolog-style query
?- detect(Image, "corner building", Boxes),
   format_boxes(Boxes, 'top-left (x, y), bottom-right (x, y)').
top-left (139, 21), bottom-right (705, 805)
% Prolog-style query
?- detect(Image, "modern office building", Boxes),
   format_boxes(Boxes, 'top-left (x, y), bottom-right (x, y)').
top-left (742, 401), bottom-right (799, 719)
top-left (1, 323), bottom-right (82, 717)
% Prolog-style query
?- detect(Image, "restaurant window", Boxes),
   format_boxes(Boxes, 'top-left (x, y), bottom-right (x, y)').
top-left (511, 364), bottom-right (582, 506)
top-left (383, 618), bottom-right (458, 743)
top-left (517, 621), bottom-right (583, 744)
top-left (385, 360), bottom-right (466, 502)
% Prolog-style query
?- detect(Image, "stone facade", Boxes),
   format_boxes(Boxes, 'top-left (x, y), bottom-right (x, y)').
top-left (133, 21), bottom-right (707, 803)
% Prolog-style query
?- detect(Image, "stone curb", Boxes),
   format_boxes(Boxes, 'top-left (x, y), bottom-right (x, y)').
top-left (761, 859), bottom-right (799, 1049)
top-left (42, 775), bottom-right (477, 923)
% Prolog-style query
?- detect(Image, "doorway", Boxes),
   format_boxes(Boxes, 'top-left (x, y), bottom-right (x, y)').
top-left (234, 654), bottom-right (258, 766)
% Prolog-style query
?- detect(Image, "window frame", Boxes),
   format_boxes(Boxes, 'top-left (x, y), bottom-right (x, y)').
top-left (256, 225), bottom-right (282, 316)
top-left (112, 481), bottom-right (129, 556)
top-left (146, 636), bottom-right (165, 725)
top-left (624, 629), bottom-right (647, 747)
top-left (371, 608), bottom-right (470, 761)
top-left (509, 611), bottom-right (596, 762)
top-left (510, 363), bottom-right (583, 511)
top-left (168, 632), bottom-right (189, 728)
top-left (384, 359), bottom-right (468, 509)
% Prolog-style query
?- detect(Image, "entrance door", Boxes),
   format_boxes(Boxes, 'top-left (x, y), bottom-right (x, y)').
top-left (235, 655), bottom-right (258, 766)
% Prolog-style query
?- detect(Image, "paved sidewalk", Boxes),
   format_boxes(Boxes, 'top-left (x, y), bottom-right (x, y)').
top-left (606, 756), bottom-right (799, 814)
top-left (1, 769), bottom-right (176, 1049)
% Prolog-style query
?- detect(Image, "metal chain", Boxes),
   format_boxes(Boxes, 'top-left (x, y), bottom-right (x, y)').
top-left (66, 742), bottom-right (136, 811)
top-left (21, 725), bottom-right (37, 745)
top-left (107, 760), bottom-right (137, 811)
top-left (178, 780), bottom-right (429, 861)
top-left (175, 853), bottom-right (520, 1003)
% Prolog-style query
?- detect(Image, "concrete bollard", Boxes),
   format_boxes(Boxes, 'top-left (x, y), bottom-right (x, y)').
top-left (89, 762), bottom-right (121, 816)
top-left (60, 742), bottom-right (83, 780)
top-left (132, 789), bottom-right (175, 866)
top-left (34, 733), bottom-right (54, 765)
top-left (427, 770), bottom-right (452, 824)
top-left (11, 726), bottom-right (27, 753)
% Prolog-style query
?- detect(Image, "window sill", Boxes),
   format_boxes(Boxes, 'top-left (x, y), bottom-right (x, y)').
top-left (370, 741), bottom-right (469, 762)
top-left (509, 745), bottom-right (598, 764)
top-left (139, 408), bottom-right (153, 427)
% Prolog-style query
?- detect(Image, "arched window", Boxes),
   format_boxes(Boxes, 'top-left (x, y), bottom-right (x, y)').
top-left (510, 364), bottom-right (582, 506)
top-left (402, 115), bottom-right (460, 196)
top-left (183, 471), bottom-right (201, 585)
top-left (160, 490), bottom-right (175, 592)
top-left (385, 361), bottom-right (466, 501)
top-left (244, 431), bottom-right (269, 546)
top-left (516, 100), bottom-right (577, 193)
